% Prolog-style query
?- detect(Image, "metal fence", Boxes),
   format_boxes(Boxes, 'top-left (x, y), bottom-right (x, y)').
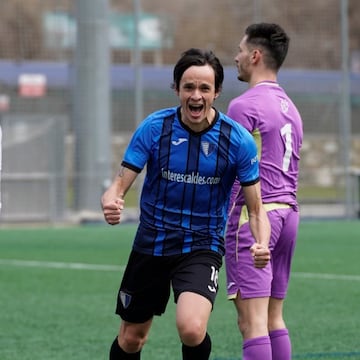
top-left (0, 114), bottom-right (66, 222)
top-left (0, 0), bottom-right (359, 223)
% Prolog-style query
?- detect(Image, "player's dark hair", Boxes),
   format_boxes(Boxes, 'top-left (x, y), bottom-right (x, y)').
top-left (245, 23), bottom-right (290, 70)
top-left (172, 48), bottom-right (224, 92)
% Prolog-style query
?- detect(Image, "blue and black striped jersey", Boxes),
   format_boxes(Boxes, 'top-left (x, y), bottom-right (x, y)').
top-left (122, 106), bottom-right (259, 256)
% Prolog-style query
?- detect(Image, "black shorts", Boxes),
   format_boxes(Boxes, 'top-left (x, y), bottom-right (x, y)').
top-left (115, 250), bottom-right (222, 323)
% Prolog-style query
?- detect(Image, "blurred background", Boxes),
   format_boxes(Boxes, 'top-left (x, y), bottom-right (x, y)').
top-left (0, 0), bottom-right (359, 224)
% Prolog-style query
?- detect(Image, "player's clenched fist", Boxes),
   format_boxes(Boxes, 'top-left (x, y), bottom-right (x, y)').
top-left (102, 198), bottom-right (124, 225)
top-left (250, 243), bottom-right (271, 268)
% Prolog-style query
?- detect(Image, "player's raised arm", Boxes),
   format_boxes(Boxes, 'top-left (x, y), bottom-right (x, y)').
top-left (101, 166), bottom-right (138, 225)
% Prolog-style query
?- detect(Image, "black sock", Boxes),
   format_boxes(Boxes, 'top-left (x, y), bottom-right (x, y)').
top-left (109, 337), bottom-right (141, 360)
top-left (182, 333), bottom-right (212, 360)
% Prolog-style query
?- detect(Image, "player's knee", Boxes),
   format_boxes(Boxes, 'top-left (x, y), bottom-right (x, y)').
top-left (268, 303), bottom-right (286, 331)
top-left (268, 317), bottom-right (286, 332)
top-left (177, 318), bottom-right (206, 346)
top-left (120, 332), bottom-right (148, 353)
top-left (238, 315), bottom-right (268, 338)
top-left (237, 315), bottom-right (249, 336)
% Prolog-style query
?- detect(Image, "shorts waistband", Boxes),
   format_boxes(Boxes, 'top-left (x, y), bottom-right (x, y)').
top-left (263, 202), bottom-right (291, 211)
top-left (239, 203), bottom-right (291, 227)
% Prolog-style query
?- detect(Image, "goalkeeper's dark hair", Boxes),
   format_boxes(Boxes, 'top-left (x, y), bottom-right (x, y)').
top-left (245, 23), bottom-right (290, 71)
top-left (172, 48), bottom-right (224, 92)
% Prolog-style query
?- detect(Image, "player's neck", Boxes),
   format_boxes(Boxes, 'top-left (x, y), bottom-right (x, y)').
top-left (254, 80), bottom-right (279, 88)
top-left (249, 72), bottom-right (277, 88)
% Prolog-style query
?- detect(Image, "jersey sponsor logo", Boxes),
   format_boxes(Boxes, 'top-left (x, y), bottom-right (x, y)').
top-left (161, 168), bottom-right (221, 185)
top-left (119, 291), bottom-right (132, 309)
top-left (172, 138), bottom-right (188, 146)
top-left (201, 141), bottom-right (216, 156)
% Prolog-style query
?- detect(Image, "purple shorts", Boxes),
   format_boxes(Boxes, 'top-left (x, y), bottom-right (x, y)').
top-left (225, 203), bottom-right (299, 300)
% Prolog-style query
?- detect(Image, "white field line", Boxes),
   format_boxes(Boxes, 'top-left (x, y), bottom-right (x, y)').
top-left (0, 259), bottom-right (125, 272)
top-left (0, 259), bottom-right (359, 281)
top-left (292, 271), bottom-right (360, 281)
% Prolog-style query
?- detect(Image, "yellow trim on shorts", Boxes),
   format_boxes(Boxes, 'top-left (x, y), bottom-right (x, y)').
top-left (239, 202), bottom-right (291, 227)
top-left (227, 293), bottom-right (237, 301)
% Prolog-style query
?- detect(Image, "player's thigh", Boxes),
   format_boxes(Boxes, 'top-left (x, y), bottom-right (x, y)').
top-left (116, 251), bottom-right (171, 322)
top-left (176, 291), bottom-right (212, 334)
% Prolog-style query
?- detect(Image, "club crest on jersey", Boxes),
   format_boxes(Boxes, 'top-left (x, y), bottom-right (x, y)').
top-left (119, 291), bottom-right (132, 309)
top-left (280, 99), bottom-right (289, 113)
top-left (201, 142), bottom-right (216, 156)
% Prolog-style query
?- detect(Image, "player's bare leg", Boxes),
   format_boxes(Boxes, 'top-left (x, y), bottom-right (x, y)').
top-left (268, 297), bottom-right (291, 360)
top-left (176, 291), bottom-right (212, 359)
top-left (234, 293), bottom-right (272, 360)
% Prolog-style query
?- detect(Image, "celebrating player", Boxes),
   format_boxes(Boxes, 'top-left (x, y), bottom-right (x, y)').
top-left (225, 23), bottom-right (303, 360)
top-left (101, 48), bottom-right (270, 360)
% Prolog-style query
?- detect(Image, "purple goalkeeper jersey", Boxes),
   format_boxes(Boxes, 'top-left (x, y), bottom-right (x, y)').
top-left (227, 81), bottom-right (303, 208)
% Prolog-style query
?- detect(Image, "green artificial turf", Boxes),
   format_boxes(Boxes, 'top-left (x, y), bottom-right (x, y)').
top-left (0, 221), bottom-right (359, 360)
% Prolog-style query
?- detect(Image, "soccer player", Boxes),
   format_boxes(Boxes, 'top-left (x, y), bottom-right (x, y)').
top-left (225, 23), bottom-right (303, 360)
top-left (101, 48), bottom-right (271, 360)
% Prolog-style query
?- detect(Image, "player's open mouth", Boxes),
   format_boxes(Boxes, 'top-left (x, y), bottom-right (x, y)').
top-left (189, 104), bottom-right (204, 115)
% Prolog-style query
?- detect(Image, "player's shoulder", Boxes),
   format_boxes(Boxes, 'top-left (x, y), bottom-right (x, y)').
top-left (217, 110), bottom-right (238, 126)
top-left (228, 88), bottom-right (259, 112)
top-left (218, 111), bottom-right (252, 137)
top-left (140, 107), bottom-right (177, 129)
top-left (145, 106), bottom-right (177, 122)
